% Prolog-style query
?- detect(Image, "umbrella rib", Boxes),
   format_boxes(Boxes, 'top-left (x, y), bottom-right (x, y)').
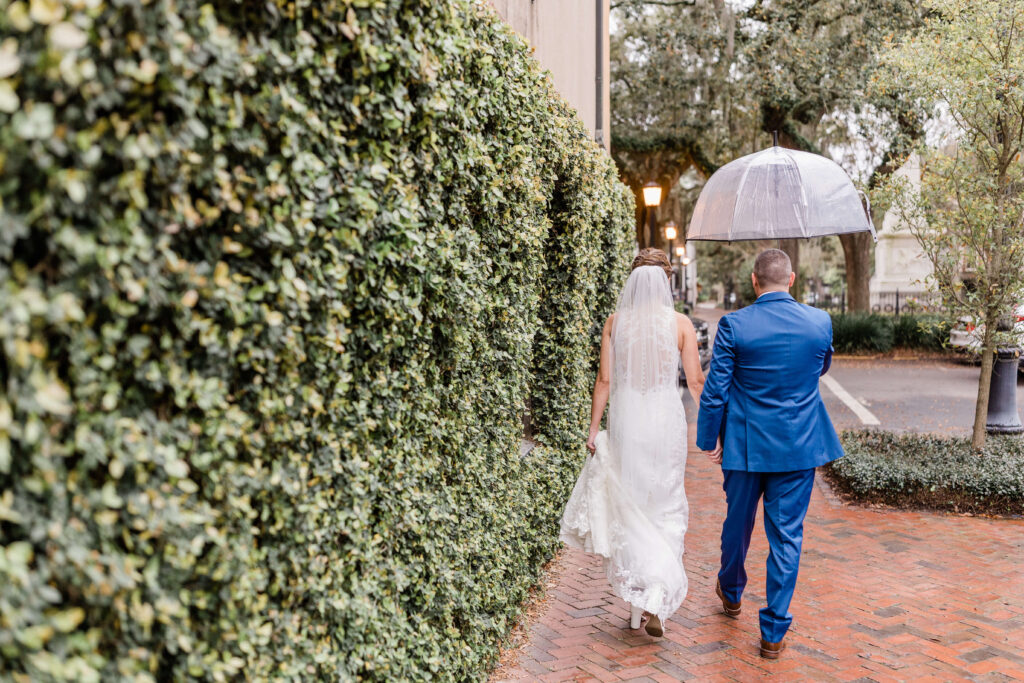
top-left (779, 147), bottom-right (810, 239)
top-left (858, 189), bottom-right (878, 242)
top-left (730, 159), bottom-right (756, 242)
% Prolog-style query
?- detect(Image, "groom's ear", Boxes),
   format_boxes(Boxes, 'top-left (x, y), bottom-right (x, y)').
top-left (788, 272), bottom-right (796, 288)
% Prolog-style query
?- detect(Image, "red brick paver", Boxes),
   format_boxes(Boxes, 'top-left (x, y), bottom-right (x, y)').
top-left (493, 425), bottom-right (1024, 682)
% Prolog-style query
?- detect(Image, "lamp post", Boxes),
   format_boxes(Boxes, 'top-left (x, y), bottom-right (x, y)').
top-left (675, 245), bottom-right (686, 302)
top-left (663, 220), bottom-right (679, 292)
top-left (642, 181), bottom-right (662, 248)
top-left (682, 254), bottom-right (692, 309)
top-left (663, 220), bottom-right (678, 254)
top-left (663, 220), bottom-right (678, 296)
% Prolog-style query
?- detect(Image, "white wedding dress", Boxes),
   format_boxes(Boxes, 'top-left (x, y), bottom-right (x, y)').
top-left (559, 266), bottom-right (689, 623)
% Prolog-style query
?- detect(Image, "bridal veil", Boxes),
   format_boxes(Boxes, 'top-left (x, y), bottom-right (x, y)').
top-left (559, 266), bottom-right (689, 622)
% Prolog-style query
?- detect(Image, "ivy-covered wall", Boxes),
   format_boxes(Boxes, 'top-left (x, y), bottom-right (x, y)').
top-left (0, 1), bottom-right (634, 681)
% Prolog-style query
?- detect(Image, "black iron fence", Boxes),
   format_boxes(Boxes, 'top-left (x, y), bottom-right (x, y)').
top-left (870, 290), bottom-right (945, 315)
top-left (808, 289), bottom-right (946, 315)
top-left (805, 290), bottom-right (847, 313)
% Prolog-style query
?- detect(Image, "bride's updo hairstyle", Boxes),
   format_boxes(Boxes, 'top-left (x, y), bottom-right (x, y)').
top-left (631, 248), bottom-right (672, 280)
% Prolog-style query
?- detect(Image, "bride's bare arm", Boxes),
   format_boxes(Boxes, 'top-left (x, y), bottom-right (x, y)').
top-left (677, 314), bottom-right (705, 405)
top-left (587, 315), bottom-right (614, 453)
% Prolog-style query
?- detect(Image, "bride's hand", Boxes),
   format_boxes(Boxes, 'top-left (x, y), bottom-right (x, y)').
top-left (586, 427), bottom-right (599, 454)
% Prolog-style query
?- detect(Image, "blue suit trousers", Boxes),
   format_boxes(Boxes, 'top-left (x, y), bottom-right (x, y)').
top-left (718, 468), bottom-right (816, 644)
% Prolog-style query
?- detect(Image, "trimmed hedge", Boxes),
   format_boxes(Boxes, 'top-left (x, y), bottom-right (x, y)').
top-left (827, 431), bottom-right (1024, 515)
top-left (830, 313), bottom-right (951, 353)
top-left (0, 1), bottom-right (634, 681)
top-left (830, 313), bottom-right (895, 353)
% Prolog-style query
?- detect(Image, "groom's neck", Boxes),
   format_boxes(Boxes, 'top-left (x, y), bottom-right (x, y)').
top-left (754, 289), bottom-right (790, 301)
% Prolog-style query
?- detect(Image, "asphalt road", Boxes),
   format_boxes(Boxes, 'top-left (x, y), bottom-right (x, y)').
top-left (690, 305), bottom-right (1024, 436)
top-left (822, 357), bottom-right (1024, 436)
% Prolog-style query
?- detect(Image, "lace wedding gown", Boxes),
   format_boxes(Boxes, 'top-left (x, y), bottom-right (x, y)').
top-left (559, 266), bottom-right (689, 623)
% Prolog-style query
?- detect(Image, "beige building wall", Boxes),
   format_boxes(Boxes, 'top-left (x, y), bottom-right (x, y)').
top-left (490, 0), bottom-right (611, 151)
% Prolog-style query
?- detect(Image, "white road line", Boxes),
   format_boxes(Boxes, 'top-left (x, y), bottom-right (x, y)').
top-left (820, 375), bottom-right (881, 426)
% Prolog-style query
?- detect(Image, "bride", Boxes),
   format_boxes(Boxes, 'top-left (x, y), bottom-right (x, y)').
top-left (559, 249), bottom-right (705, 637)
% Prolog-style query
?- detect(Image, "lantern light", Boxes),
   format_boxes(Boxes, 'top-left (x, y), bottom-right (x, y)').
top-left (642, 182), bottom-right (662, 207)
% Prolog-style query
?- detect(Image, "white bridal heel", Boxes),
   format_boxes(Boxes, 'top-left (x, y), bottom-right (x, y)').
top-left (629, 605), bottom-right (643, 630)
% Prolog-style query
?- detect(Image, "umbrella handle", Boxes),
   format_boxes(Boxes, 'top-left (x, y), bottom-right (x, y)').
top-left (858, 189), bottom-right (878, 242)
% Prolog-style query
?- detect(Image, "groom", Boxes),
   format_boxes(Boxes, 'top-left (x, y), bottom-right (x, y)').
top-left (696, 248), bottom-right (843, 659)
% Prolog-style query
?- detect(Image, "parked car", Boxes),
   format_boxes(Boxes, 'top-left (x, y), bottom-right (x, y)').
top-left (949, 302), bottom-right (1024, 371)
top-left (680, 316), bottom-right (713, 385)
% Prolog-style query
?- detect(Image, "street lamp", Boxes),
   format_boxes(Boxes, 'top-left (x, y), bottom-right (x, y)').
top-left (681, 254), bottom-right (692, 307)
top-left (642, 182), bottom-right (662, 207)
top-left (642, 181), bottom-right (662, 247)
top-left (675, 245), bottom-right (686, 301)
top-left (663, 221), bottom-right (679, 297)
top-left (664, 220), bottom-right (678, 261)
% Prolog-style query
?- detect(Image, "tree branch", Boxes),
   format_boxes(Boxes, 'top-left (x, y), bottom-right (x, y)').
top-left (867, 107), bottom-right (924, 190)
top-left (611, 0), bottom-right (695, 8)
top-left (611, 133), bottom-right (719, 176)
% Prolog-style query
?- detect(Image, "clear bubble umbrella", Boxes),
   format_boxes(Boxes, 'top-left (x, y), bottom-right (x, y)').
top-left (686, 142), bottom-right (876, 242)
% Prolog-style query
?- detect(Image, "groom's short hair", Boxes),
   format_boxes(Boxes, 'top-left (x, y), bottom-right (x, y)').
top-left (753, 249), bottom-right (792, 288)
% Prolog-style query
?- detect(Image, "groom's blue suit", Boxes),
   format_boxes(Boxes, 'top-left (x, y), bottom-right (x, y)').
top-left (696, 291), bottom-right (843, 644)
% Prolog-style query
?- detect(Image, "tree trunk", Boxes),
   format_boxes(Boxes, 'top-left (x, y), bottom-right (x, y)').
top-left (779, 238), bottom-right (801, 301)
top-left (971, 323), bottom-right (996, 451)
top-left (839, 232), bottom-right (873, 312)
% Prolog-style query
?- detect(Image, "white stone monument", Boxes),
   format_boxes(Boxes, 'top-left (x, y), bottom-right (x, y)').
top-left (870, 152), bottom-right (934, 309)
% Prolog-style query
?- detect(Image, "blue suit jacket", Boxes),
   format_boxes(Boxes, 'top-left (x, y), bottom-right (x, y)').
top-left (696, 291), bottom-right (844, 472)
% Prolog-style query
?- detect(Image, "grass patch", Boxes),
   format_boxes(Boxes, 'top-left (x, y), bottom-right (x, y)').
top-left (825, 430), bottom-right (1024, 516)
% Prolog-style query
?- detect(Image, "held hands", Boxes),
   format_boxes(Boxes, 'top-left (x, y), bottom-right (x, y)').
top-left (703, 438), bottom-right (723, 464)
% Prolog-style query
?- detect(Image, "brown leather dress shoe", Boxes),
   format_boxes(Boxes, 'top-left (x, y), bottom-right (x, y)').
top-left (759, 638), bottom-right (786, 659)
top-left (715, 579), bottom-right (741, 618)
top-left (644, 613), bottom-right (663, 637)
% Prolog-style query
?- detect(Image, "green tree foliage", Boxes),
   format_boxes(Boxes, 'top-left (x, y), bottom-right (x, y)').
top-left (746, 0), bottom-right (924, 305)
top-left (875, 0), bottom-right (1024, 450)
top-left (610, 0), bottom-right (753, 251)
top-left (0, 1), bottom-right (634, 680)
top-left (611, 0), bottom-right (753, 171)
top-left (610, 0), bottom-right (923, 307)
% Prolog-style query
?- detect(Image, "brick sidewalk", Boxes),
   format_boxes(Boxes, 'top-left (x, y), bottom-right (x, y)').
top-left (492, 425), bottom-right (1024, 682)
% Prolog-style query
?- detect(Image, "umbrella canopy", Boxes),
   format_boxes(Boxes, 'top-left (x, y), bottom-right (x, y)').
top-left (686, 145), bottom-right (875, 242)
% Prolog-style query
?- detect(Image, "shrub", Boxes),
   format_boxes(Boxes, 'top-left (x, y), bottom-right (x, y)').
top-left (830, 313), bottom-right (895, 353)
top-left (891, 314), bottom-right (951, 350)
top-left (829, 313), bottom-right (954, 353)
top-left (0, 1), bottom-right (634, 681)
top-left (827, 430), bottom-right (1024, 514)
